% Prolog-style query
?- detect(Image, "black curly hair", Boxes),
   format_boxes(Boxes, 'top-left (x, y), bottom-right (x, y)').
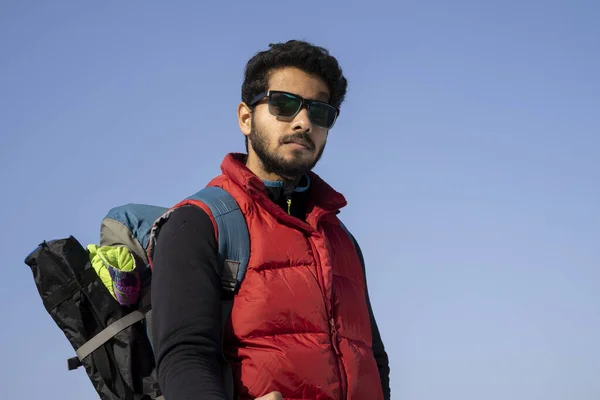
top-left (241, 40), bottom-right (348, 151)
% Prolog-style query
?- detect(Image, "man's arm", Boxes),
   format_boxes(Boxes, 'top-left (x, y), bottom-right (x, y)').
top-left (352, 236), bottom-right (391, 400)
top-left (150, 205), bottom-right (229, 400)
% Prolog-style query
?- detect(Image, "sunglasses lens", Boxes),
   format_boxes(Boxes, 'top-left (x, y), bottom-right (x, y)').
top-left (309, 104), bottom-right (337, 128)
top-left (269, 92), bottom-right (302, 117)
top-left (268, 91), bottom-right (338, 128)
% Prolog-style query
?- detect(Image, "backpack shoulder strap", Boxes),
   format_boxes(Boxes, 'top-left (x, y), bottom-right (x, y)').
top-left (184, 186), bottom-right (249, 400)
top-left (147, 185), bottom-right (251, 293)
top-left (186, 186), bottom-right (250, 294)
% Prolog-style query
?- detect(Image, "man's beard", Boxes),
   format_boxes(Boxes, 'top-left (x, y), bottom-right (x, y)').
top-left (249, 119), bottom-right (325, 180)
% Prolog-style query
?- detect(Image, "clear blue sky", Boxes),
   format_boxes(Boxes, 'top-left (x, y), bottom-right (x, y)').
top-left (1, 1), bottom-right (598, 399)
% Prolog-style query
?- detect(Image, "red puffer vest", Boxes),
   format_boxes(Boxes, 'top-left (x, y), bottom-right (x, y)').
top-left (188, 153), bottom-right (382, 400)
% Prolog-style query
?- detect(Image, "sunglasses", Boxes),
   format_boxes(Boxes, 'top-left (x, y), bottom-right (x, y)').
top-left (249, 90), bottom-right (339, 129)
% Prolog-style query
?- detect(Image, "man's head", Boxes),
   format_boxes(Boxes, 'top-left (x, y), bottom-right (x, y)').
top-left (237, 40), bottom-right (348, 181)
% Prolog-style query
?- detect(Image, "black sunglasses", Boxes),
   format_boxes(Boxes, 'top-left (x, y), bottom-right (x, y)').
top-left (249, 90), bottom-right (339, 129)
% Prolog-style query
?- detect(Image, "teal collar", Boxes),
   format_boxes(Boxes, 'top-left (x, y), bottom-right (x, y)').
top-left (262, 174), bottom-right (311, 193)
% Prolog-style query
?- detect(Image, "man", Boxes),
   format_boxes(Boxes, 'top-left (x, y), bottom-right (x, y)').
top-left (151, 40), bottom-right (390, 400)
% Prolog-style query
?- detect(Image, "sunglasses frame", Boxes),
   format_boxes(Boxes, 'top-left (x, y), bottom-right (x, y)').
top-left (249, 90), bottom-right (340, 129)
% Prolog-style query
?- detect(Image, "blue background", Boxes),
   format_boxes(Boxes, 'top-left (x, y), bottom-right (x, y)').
top-left (1, 1), bottom-right (598, 399)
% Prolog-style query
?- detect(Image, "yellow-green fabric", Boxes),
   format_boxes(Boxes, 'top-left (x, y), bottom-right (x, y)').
top-left (87, 244), bottom-right (139, 305)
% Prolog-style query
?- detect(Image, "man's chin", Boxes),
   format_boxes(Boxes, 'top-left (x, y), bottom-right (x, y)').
top-left (279, 153), bottom-right (313, 168)
top-left (273, 158), bottom-right (314, 177)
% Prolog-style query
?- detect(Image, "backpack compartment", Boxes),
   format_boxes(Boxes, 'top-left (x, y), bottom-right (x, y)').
top-left (24, 236), bottom-right (159, 400)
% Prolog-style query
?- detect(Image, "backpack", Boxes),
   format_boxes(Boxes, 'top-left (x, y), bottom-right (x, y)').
top-left (23, 186), bottom-right (249, 400)
top-left (23, 185), bottom-right (358, 400)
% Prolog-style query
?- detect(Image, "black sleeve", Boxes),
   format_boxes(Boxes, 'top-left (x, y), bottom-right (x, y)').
top-left (352, 236), bottom-right (391, 400)
top-left (150, 205), bottom-right (229, 400)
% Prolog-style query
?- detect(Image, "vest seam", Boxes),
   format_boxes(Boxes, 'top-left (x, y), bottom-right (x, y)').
top-left (251, 263), bottom-right (316, 271)
top-left (237, 331), bottom-right (330, 340)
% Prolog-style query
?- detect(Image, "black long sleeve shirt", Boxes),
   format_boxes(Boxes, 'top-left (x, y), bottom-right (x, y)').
top-left (150, 185), bottom-right (390, 400)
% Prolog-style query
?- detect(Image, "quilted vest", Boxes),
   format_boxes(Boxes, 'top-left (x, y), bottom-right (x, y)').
top-left (194, 153), bottom-right (383, 400)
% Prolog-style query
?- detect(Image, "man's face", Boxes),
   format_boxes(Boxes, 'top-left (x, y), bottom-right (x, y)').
top-left (246, 67), bottom-right (331, 179)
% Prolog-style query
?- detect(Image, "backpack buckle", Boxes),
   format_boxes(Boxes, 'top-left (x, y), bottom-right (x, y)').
top-left (221, 259), bottom-right (240, 293)
top-left (67, 356), bottom-right (82, 370)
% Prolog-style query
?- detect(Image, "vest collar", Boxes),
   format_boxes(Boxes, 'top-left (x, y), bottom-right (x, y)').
top-left (262, 174), bottom-right (311, 203)
top-left (219, 153), bottom-right (347, 213)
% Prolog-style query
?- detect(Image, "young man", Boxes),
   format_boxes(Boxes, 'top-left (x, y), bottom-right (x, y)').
top-left (150, 40), bottom-right (390, 400)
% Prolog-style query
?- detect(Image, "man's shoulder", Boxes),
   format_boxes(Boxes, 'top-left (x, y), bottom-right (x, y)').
top-left (159, 204), bottom-right (214, 238)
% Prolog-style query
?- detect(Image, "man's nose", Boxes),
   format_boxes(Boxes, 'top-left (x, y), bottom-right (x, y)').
top-left (291, 107), bottom-right (312, 132)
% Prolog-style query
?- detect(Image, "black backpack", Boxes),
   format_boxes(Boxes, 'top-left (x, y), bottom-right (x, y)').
top-left (23, 186), bottom-right (250, 400)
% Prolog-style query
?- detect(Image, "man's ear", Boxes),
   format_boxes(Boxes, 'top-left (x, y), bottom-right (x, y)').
top-left (238, 102), bottom-right (252, 138)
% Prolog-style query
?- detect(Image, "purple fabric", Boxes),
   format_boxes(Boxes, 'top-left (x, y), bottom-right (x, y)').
top-left (108, 264), bottom-right (141, 306)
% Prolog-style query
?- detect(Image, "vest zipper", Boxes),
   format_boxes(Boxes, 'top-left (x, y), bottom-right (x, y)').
top-left (286, 196), bottom-right (292, 215)
top-left (330, 318), bottom-right (341, 355)
top-left (330, 316), bottom-right (347, 399)
top-left (308, 235), bottom-right (347, 399)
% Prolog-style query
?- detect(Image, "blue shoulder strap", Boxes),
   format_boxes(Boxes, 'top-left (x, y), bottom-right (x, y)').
top-left (186, 186), bottom-right (248, 399)
top-left (186, 186), bottom-right (250, 293)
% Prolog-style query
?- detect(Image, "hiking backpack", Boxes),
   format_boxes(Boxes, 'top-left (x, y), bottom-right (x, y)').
top-left (24, 186), bottom-right (249, 400)
top-left (24, 185), bottom-right (359, 400)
